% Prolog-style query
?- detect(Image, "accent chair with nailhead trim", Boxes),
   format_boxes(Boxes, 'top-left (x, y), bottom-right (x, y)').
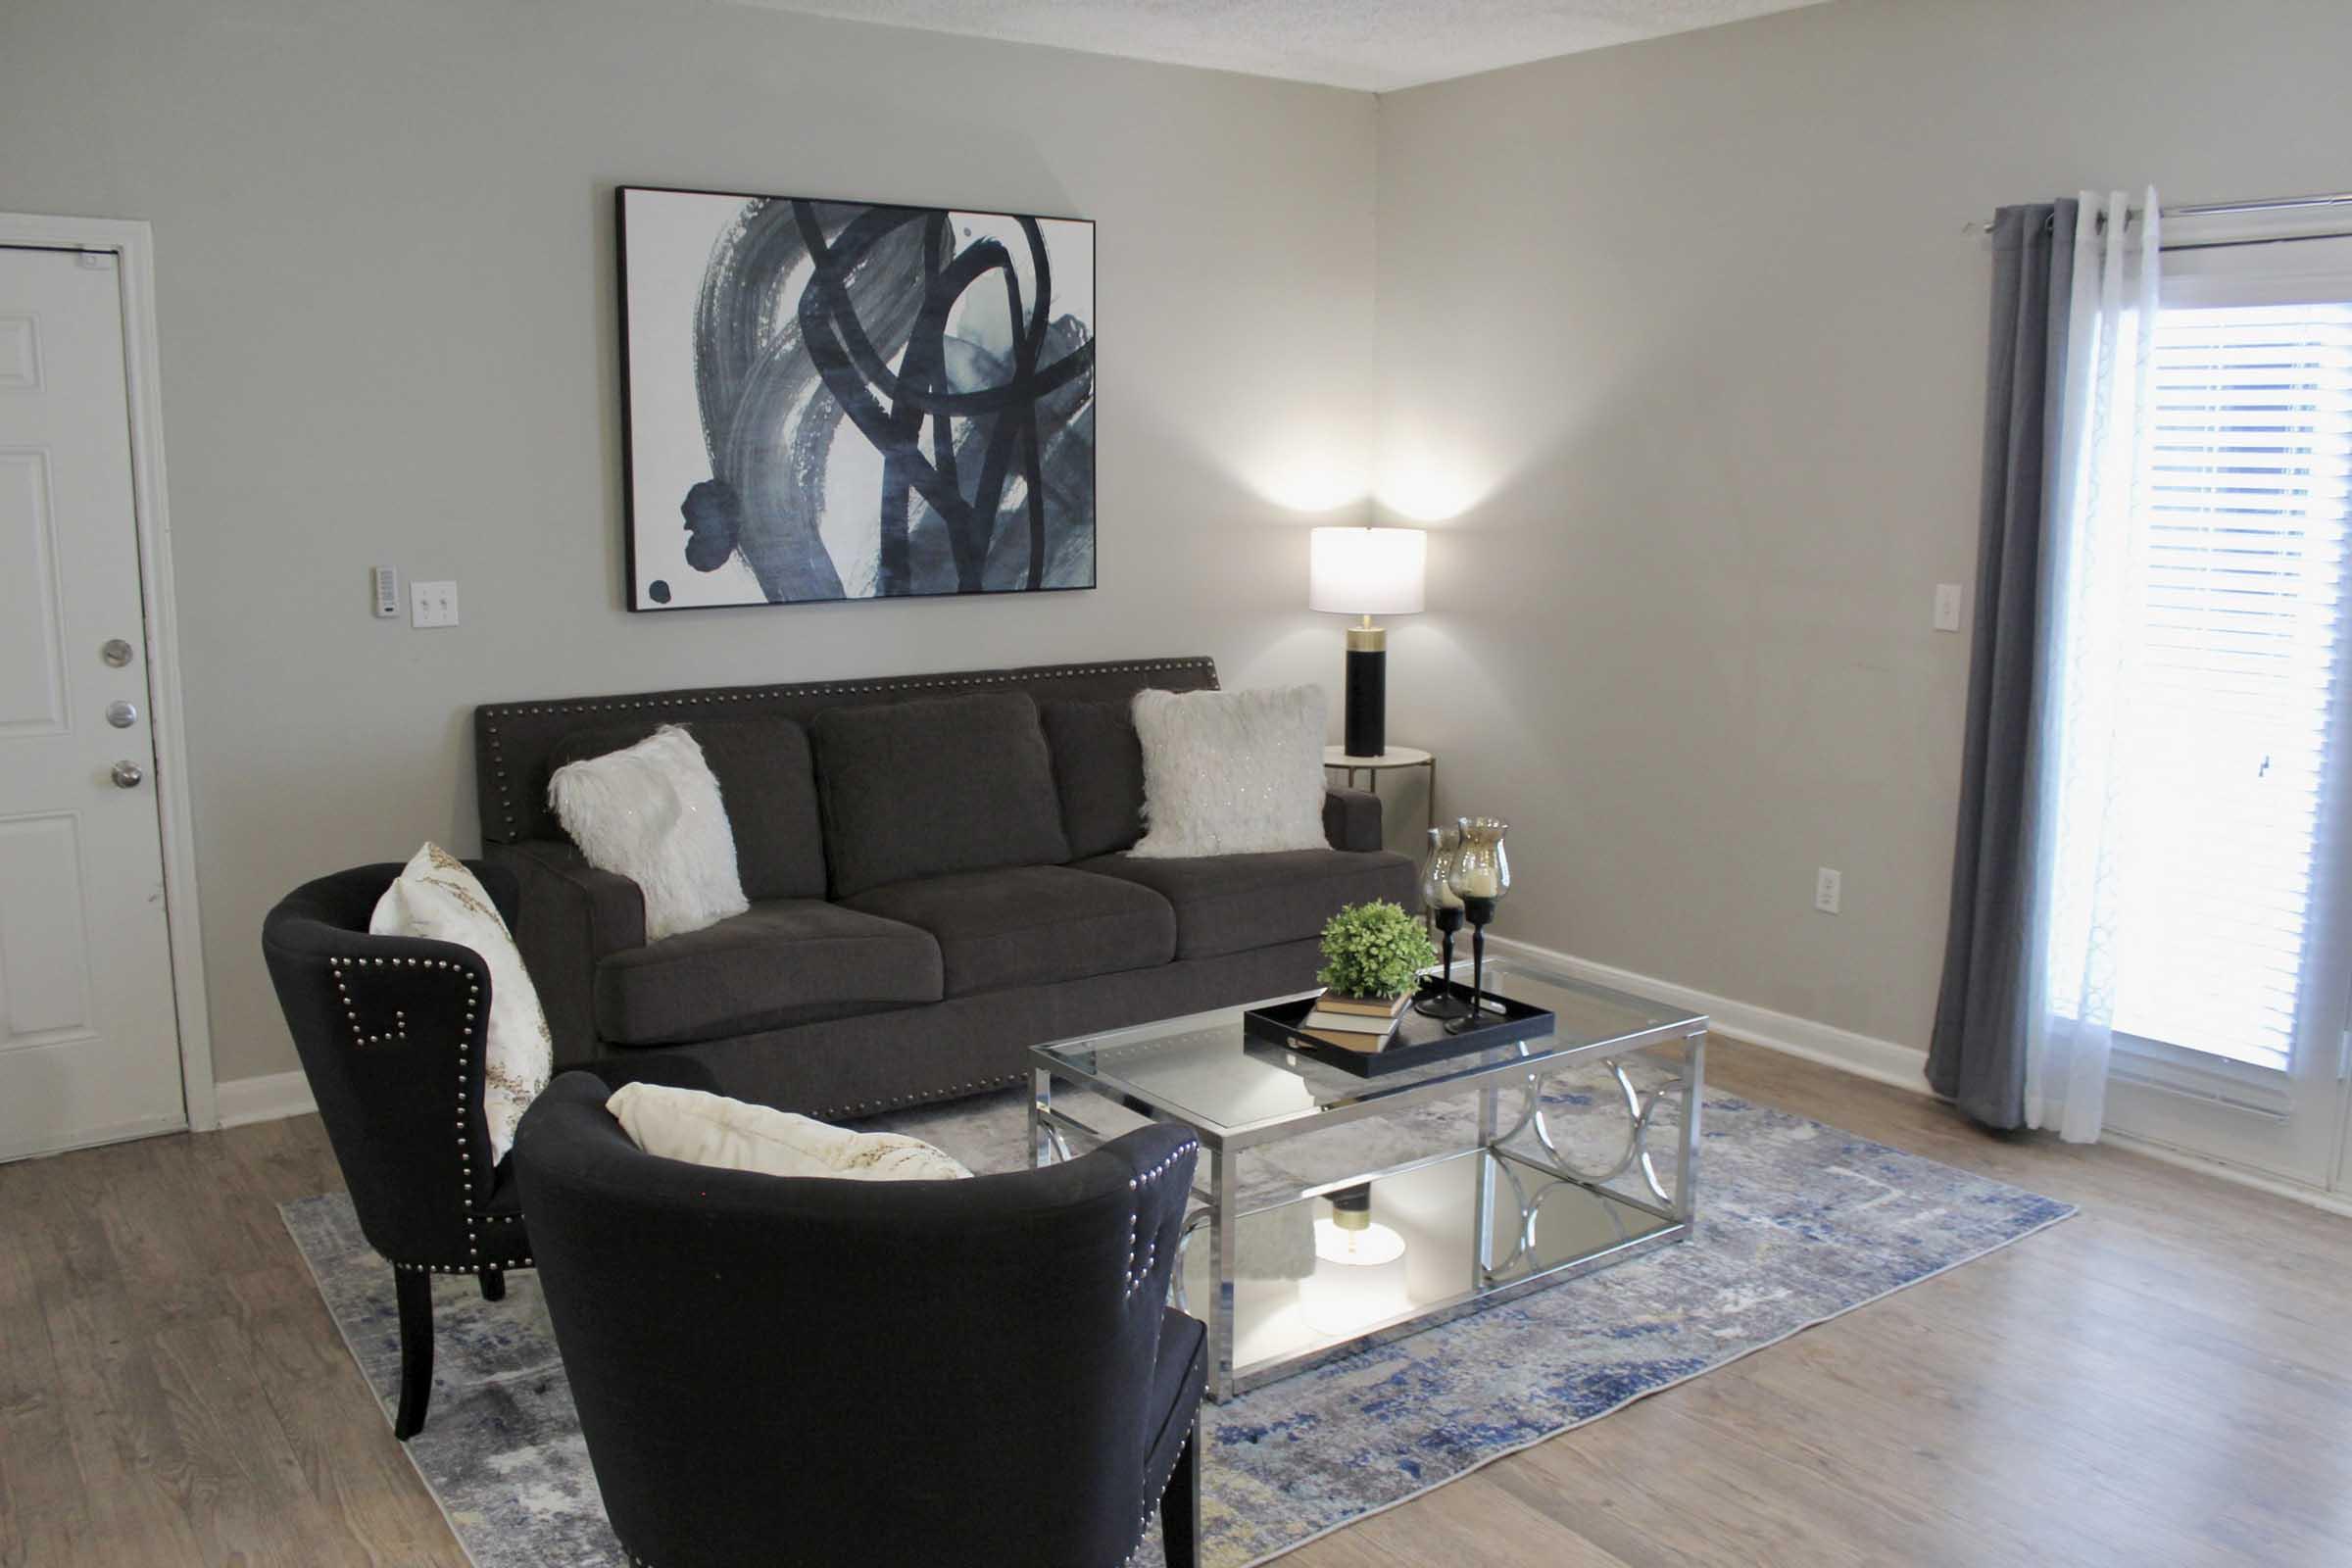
top-left (262, 861), bottom-right (537, 1440)
top-left (513, 1071), bottom-right (1206, 1568)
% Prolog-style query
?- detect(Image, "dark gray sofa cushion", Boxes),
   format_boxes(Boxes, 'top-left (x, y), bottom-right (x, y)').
top-left (551, 716), bottom-right (827, 901)
top-left (845, 866), bottom-right (1175, 997)
top-left (1076, 849), bottom-right (1419, 960)
top-left (811, 693), bottom-right (1071, 899)
top-left (1040, 699), bottom-right (1147, 859)
top-left (594, 899), bottom-right (942, 1046)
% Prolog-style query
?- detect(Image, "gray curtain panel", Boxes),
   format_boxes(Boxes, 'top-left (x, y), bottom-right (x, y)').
top-left (1927, 201), bottom-right (2077, 1130)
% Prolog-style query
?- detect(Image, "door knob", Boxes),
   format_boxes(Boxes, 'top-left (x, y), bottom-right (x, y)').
top-left (101, 638), bottom-right (135, 668)
top-left (111, 760), bottom-right (144, 789)
top-left (107, 700), bottom-right (138, 728)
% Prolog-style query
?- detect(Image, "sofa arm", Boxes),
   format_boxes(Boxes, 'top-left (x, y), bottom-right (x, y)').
top-left (488, 839), bottom-right (646, 1067)
top-left (1323, 787), bottom-right (1385, 853)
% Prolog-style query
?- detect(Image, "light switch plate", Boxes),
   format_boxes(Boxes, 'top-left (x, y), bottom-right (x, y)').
top-left (1933, 583), bottom-right (1963, 632)
top-left (411, 580), bottom-right (460, 628)
top-left (1814, 866), bottom-right (1842, 914)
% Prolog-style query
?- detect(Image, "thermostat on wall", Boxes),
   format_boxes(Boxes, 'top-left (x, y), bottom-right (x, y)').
top-left (371, 565), bottom-right (401, 618)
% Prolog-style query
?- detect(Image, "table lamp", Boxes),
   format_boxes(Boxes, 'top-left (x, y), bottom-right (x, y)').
top-left (1309, 526), bottom-right (1426, 759)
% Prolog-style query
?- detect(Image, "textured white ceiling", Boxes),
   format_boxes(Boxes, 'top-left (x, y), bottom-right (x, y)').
top-left (722, 0), bottom-right (1834, 92)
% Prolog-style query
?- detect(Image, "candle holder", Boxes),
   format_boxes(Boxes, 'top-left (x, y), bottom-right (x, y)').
top-left (1447, 896), bottom-right (1498, 1033)
top-left (1442, 817), bottom-right (1509, 1032)
top-left (1415, 905), bottom-right (1471, 1019)
top-left (1414, 824), bottom-right (1474, 1021)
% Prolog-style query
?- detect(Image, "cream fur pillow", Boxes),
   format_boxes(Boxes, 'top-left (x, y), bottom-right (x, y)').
top-left (1129, 685), bottom-right (1329, 858)
top-left (607, 1083), bottom-right (972, 1181)
top-left (369, 844), bottom-right (553, 1163)
top-left (548, 724), bottom-right (748, 941)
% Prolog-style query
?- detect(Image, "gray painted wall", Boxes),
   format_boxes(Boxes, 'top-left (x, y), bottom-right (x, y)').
top-left (17, 0), bottom-right (2352, 1096)
top-left (0, 0), bottom-right (1376, 1085)
top-left (1374, 0), bottom-right (2352, 1056)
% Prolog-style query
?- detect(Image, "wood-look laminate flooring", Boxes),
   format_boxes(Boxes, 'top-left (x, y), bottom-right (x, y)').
top-left (2, 1041), bottom-right (2346, 1567)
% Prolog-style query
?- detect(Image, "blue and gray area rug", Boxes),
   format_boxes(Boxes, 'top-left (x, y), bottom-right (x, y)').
top-left (282, 1071), bottom-right (2072, 1567)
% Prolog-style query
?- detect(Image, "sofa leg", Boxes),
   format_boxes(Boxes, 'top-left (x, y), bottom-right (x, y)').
top-left (393, 1268), bottom-right (434, 1441)
top-left (1160, 1415), bottom-right (1200, 1568)
top-left (477, 1265), bottom-right (506, 1302)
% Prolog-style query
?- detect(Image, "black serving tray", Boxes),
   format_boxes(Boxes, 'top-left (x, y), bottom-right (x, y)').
top-left (1242, 980), bottom-right (1557, 1077)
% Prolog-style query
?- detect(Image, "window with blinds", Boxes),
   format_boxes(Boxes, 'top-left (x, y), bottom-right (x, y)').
top-left (2110, 302), bottom-right (2352, 1072)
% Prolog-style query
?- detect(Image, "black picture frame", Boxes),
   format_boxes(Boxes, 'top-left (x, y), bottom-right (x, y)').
top-left (615, 185), bottom-right (1099, 612)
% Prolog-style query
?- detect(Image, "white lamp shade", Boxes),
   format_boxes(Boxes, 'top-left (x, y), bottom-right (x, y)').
top-left (1309, 527), bottom-right (1426, 616)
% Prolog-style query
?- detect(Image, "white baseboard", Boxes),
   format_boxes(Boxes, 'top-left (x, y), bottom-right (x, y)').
top-left (1481, 935), bottom-right (1934, 1095)
top-left (2101, 1128), bottom-right (2352, 1218)
top-left (214, 1069), bottom-right (318, 1128)
top-left (1478, 937), bottom-right (2352, 1219)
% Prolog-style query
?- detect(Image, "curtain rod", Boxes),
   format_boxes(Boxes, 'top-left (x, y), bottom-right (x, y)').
top-left (1968, 191), bottom-right (2352, 234)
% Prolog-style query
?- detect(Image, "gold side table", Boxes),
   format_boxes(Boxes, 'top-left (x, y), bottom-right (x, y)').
top-left (1323, 744), bottom-right (1436, 838)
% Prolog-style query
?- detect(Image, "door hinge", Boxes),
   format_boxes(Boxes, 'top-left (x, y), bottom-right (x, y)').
top-left (2339, 1028), bottom-right (2352, 1082)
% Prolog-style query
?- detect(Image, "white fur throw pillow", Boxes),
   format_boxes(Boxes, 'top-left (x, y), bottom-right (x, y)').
top-left (548, 724), bottom-right (748, 941)
top-left (369, 844), bottom-right (553, 1163)
top-left (607, 1083), bottom-right (972, 1181)
top-left (1129, 685), bottom-right (1329, 858)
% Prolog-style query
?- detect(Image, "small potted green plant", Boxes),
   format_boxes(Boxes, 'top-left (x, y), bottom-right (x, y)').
top-left (1316, 900), bottom-right (1440, 1013)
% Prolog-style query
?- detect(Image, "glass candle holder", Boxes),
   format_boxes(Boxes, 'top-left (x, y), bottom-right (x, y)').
top-left (1445, 818), bottom-right (1510, 1029)
top-left (1414, 824), bottom-right (1472, 1020)
top-left (1447, 817), bottom-right (1510, 904)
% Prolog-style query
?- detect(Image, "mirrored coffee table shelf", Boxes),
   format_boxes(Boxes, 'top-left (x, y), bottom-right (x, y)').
top-left (1029, 957), bottom-right (1707, 1399)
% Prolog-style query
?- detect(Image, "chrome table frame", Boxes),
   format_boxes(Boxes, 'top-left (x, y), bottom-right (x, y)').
top-left (1028, 959), bottom-right (1707, 1400)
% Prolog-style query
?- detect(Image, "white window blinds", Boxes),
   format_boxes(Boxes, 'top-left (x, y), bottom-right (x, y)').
top-left (2111, 302), bottom-right (2352, 1071)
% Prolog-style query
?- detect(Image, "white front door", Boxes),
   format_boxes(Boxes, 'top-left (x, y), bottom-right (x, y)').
top-left (0, 244), bottom-right (184, 1160)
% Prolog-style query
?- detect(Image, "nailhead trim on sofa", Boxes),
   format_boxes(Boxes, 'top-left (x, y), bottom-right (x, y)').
top-left (810, 1072), bottom-right (1026, 1124)
top-left (477, 657), bottom-right (1220, 840)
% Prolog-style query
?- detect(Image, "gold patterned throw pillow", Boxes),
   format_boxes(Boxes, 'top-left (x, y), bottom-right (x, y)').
top-left (369, 844), bottom-right (554, 1162)
top-left (607, 1082), bottom-right (971, 1181)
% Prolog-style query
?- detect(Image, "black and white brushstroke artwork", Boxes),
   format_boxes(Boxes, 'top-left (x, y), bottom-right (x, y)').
top-left (618, 186), bottom-right (1097, 610)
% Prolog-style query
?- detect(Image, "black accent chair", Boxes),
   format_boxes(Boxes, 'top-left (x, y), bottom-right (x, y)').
top-left (513, 1072), bottom-right (1207, 1568)
top-left (262, 862), bottom-right (535, 1440)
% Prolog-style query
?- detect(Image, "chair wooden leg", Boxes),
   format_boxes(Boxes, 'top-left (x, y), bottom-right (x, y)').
top-left (477, 1265), bottom-right (505, 1302)
top-left (393, 1267), bottom-right (434, 1441)
top-left (1160, 1416), bottom-right (1200, 1568)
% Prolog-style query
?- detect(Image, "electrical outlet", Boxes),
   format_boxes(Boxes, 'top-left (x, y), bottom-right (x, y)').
top-left (1934, 583), bottom-right (1963, 632)
top-left (411, 580), bottom-right (460, 628)
top-left (1814, 866), bottom-right (1842, 915)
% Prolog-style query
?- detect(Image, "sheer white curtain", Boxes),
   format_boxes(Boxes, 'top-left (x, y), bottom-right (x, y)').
top-left (2022, 189), bottom-right (2160, 1142)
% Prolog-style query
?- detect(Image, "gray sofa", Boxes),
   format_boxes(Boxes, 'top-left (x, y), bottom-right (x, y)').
top-left (476, 657), bottom-right (1418, 1119)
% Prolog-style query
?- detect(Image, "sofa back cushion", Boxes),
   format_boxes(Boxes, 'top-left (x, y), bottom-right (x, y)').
top-left (475, 658), bottom-right (1220, 847)
top-left (550, 716), bottom-right (826, 901)
top-left (811, 693), bottom-right (1071, 898)
top-left (1040, 699), bottom-right (1148, 859)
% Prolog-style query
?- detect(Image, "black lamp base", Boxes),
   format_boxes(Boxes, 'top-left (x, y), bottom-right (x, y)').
top-left (1344, 645), bottom-right (1386, 758)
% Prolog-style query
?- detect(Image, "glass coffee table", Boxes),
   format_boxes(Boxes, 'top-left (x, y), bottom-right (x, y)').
top-left (1029, 956), bottom-right (1707, 1398)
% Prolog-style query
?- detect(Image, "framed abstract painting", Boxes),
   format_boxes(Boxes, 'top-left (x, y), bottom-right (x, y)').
top-left (616, 185), bottom-right (1098, 610)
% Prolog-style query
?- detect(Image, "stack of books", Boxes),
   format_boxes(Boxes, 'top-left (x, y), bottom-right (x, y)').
top-left (1296, 990), bottom-right (1412, 1053)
